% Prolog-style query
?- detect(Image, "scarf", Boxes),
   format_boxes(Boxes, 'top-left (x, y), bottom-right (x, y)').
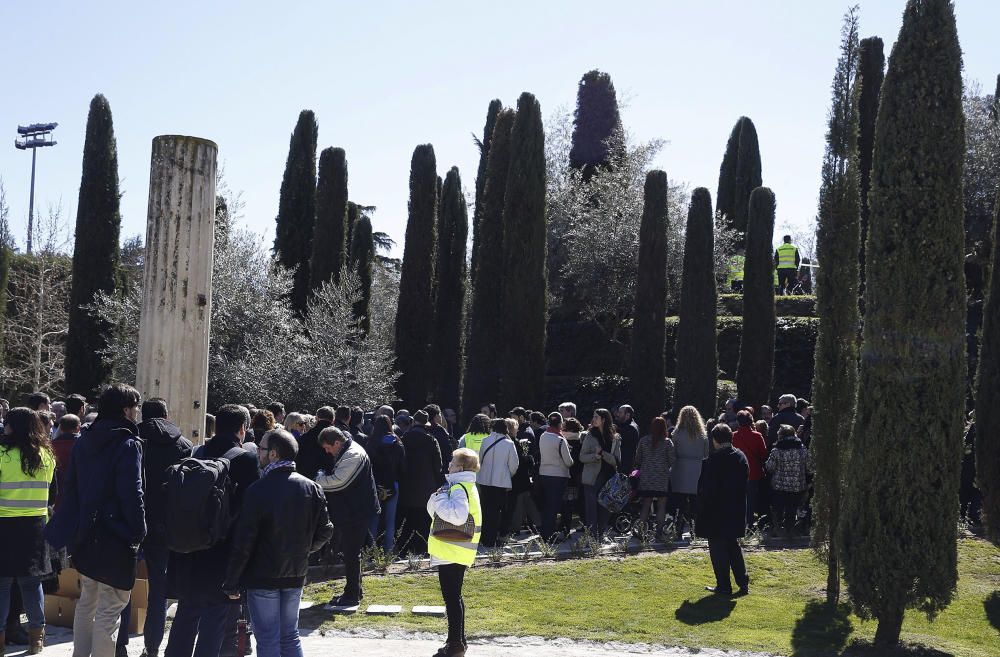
top-left (263, 459), bottom-right (296, 477)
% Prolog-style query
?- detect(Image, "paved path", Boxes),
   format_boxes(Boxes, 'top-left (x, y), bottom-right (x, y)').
top-left (7, 626), bottom-right (779, 657)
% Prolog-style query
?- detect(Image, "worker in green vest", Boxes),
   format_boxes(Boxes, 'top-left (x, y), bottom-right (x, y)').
top-left (727, 248), bottom-right (746, 292)
top-left (774, 235), bottom-right (801, 295)
top-left (457, 414), bottom-right (490, 454)
top-left (0, 408), bottom-right (56, 655)
top-left (427, 447), bottom-right (483, 657)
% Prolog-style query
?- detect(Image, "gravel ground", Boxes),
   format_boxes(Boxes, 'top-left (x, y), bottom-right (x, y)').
top-left (6, 626), bottom-right (781, 657)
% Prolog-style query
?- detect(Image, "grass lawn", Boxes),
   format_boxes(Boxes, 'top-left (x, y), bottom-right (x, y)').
top-left (302, 538), bottom-right (1000, 657)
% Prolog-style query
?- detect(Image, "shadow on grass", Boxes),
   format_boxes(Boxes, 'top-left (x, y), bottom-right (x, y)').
top-left (841, 640), bottom-right (954, 657)
top-left (985, 591), bottom-right (1000, 633)
top-left (674, 593), bottom-right (736, 625)
top-left (790, 600), bottom-right (853, 657)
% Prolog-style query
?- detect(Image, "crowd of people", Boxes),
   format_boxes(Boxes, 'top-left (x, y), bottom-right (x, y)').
top-left (0, 384), bottom-right (825, 657)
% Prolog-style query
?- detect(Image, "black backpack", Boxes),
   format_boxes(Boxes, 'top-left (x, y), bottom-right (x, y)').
top-left (163, 446), bottom-right (244, 553)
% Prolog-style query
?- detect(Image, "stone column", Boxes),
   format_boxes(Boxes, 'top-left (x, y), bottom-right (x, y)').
top-left (136, 136), bottom-right (217, 444)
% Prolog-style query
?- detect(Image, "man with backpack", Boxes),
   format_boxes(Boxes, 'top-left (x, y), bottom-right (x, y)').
top-left (164, 405), bottom-right (259, 657)
top-left (118, 398), bottom-right (192, 657)
top-left (223, 429), bottom-right (334, 657)
top-left (44, 383), bottom-right (146, 657)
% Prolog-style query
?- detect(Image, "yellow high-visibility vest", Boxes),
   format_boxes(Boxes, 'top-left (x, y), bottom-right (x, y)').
top-left (776, 243), bottom-right (799, 269)
top-left (461, 433), bottom-right (488, 453)
top-left (0, 446), bottom-right (55, 518)
top-left (428, 480), bottom-right (483, 567)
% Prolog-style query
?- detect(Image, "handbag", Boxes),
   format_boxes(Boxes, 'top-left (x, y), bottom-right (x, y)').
top-left (71, 439), bottom-right (139, 591)
top-left (598, 472), bottom-right (633, 514)
top-left (431, 484), bottom-right (476, 542)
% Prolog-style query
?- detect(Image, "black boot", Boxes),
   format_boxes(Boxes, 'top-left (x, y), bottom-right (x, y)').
top-left (6, 622), bottom-right (29, 645)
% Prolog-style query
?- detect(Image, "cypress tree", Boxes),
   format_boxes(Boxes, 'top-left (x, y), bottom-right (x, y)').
top-left (310, 147), bottom-right (348, 291)
top-left (394, 144), bottom-right (438, 410)
top-left (430, 167), bottom-right (469, 412)
top-left (471, 100), bottom-right (503, 286)
top-left (569, 70), bottom-right (624, 181)
top-left (346, 202), bottom-right (360, 249)
top-left (349, 214), bottom-right (375, 333)
top-left (463, 110), bottom-right (515, 422)
top-left (856, 36), bottom-right (885, 305)
top-left (499, 92), bottom-right (547, 411)
top-left (65, 94), bottom-right (121, 396)
top-left (274, 110), bottom-right (318, 315)
top-left (811, 7), bottom-right (861, 605)
top-left (629, 171), bottom-right (670, 428)
top-left (0, 210), bottom-right (11, 371)
top-left (840, 0), bottom-right (966, 646)
top-left (674, 187), bottom-right (718, 419)
top-left (977, 180), bottom-right (1000, 544)
top-left (735, 187), bottom-right (775, 410)
top-left (716, 117), bottom-right (762, 236)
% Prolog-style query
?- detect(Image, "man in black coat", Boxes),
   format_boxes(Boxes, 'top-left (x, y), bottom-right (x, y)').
top-left (768, 394), bottom-right (805, 446)
top-left (120, 398), bottom-right (193, 657)
top-left (614, 404), bottom-right (640, 474)
top-left (696, 423), bottom-right (750, 596)
top-left (424, 404), bottom-right (454, 476)
top-left (295, 406), bottom-right (335, 480)
top-left (396, 411), bottom-right (442, 556)
top-left (223, 429), bottom-right (334, 654)
top-left (164, 405), bottom-right (260, 657)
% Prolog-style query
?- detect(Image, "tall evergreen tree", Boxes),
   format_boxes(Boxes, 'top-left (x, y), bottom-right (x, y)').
top-left (274, 110), bottom-right (318, 315)
top-left (840, 0), bottom-right (966, 646)
top-left (430, 167), bottom-right (469, 412)
top-left (716, 117), bottom-right (762, 236)
top-left (66, 94), bottom-right (121, 396)
top-left (674, 187), bottom-right (718, 419)
top-left (811, 7), bottom-right (861, 605)
top-left (394, 144), bottom-right (438, 410)
top-left (0, 200), bottom-right (11, 371)
top-left (499, 93), bottom-right (547, 411)
top-left (569, 70), bottom-right (624, 181)
top-left (310, 147), bottom-right (348, 291)
top-left (977, 179), bottom-right (1000, 544)
top-left (349, 214), bottom-right (375, 334)
top-left (346, 201), bottom-right (360, 249)
top-left (629, 171), bottom-right (670, 428)
top-left (463, 110), bottom-right (515, 421)
top-left (471, 100), bottom-right (503, 286)
top-left (735, 187), bottom-right (775, 410)
top-left (857, 36), bottom-right (885, 305)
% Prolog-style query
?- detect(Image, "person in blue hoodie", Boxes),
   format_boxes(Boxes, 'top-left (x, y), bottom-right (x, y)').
top-left (45, 383), bottom-right (146, 657)
top-left (367, 415), bottom-right (406, 552)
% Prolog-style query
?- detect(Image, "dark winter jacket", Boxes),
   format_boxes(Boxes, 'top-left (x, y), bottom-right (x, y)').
top-left (398, 426), bottom-right (443, 507)
top-left (511, 438), bottom-right (536, 495)
top-left (51, 431), bottom-right (79, 510)
top-left (429, 424), bottom-right (454, 475)
top-left (295, 419), bottom-right (334, 480)
top-left (765, 436), bottom-right (810, 492)
top-left (315, 437), bottom-right (380, 525)
top-left (138, 418), bottom-right (194, 546)
top-left (369, 433), bottom-right (406, 489)
top-left (168, 433), bottom-right (260, 604)
top-left (695, 444), bottom-right (749, 540)
top-left (617, 420), bottom-right (640, 474)
top-left (44, 417), bottom-right (146, 585)
top-left (223, 466), bottom-right (334, 591)
top-left (768, 409), bottom-right (805, 446)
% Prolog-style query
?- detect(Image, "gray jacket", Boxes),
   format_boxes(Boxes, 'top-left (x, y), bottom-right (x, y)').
top-left (475, 432), bottom-right (519, 490)
top-left (579, 431), bottom-right (621, 487)
top-left (671, 429), bottom-right (709, 495)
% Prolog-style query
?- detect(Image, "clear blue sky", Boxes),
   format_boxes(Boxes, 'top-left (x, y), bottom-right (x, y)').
top-left (2, 1), bottom-right (997, 256)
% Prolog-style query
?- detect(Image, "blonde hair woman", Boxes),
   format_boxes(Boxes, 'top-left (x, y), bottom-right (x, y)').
top-left (283, 412), bottom-right (308, 438)
top-left (427, 448), bottom-right (482, 657)
top-left (670, 406), bottom-right (709, 537)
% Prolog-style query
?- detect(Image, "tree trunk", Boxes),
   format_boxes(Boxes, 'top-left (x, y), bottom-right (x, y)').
top-left (826, 545), bottom-right (840, 603)
top-left (874, 607), bottom-right (904, 647)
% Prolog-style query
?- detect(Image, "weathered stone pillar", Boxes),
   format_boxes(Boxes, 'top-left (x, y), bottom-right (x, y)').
top-left (136, 136), bottom-right (217, 444)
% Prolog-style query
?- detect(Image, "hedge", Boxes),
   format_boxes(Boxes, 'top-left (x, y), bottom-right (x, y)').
top-left (719, 293), bottom-right (816, 318)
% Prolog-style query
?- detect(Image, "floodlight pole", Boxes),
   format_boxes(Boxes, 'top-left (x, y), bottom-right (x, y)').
top-left (27, 147), bottom-right (37, 254)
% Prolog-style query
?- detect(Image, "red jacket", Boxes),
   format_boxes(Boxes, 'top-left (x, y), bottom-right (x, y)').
top-left (732, 426), bottom-right (767, 481)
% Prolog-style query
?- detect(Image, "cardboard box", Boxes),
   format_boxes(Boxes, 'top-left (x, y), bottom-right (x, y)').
top-left (126, 607), bottom-right (146, 635)
top-left (44, 595), bottom-right (77, 628)
top-left (130, 579), bottom-right (149, 609)
top-left (56, 568), bottom-right (81, 598)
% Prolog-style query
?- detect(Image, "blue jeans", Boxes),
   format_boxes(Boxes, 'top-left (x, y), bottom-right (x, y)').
top-left (246, 588), bottom-right (303, 657)
top-left (538, 475), bottom-right (568, 541)
top-left (117, 544), bottom-right (169, 653)
top-left (369, 483), bottom-right (399, 552)
top-left (0, 576), bottom-right (44, 629)
top-left (583, 476), bottom-right (610, 536)
top-left (163, 599), bottom-right (235, 657)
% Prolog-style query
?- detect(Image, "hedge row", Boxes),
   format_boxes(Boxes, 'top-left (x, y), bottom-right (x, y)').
top-left (718, 293), bottom-right (816, 317)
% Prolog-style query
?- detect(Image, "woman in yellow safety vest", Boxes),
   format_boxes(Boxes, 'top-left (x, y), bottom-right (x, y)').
top-left (0, 408), bottom-right (56, 655)
top-left (457, 414), bottom-right (491, 454)
top-left (426, 447), bottom-right (482, 657)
